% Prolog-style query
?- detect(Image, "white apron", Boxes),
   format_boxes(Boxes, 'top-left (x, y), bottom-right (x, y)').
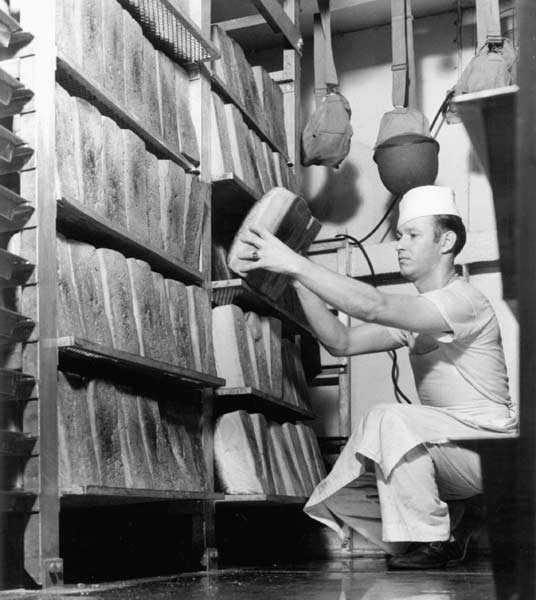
top-left (305, 278), bottom-right (518, 538)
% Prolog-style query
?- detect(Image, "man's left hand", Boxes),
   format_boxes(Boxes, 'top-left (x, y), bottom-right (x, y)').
top-left (234, 225), bottom-right (303, 276)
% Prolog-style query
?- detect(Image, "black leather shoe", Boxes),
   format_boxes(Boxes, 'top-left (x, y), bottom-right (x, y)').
top-left (388, 497), bottom-right (486, 570)
top-left (447, 495), bottom-right (485, 565)
top-left (387, 541), bottom-right (452, 570)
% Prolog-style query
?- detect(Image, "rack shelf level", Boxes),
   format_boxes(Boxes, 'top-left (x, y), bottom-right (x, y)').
top-left (217, 494), bottom-right (308, 506)
top-left (0, 491), bottom-right (37, 513)
top-left (212, 279), bottom-right (312, 337)
top-left (56, 54), bottom-right (199, 173)
top-left (214, 386), bottom-right (315, 421)
top-left (61, 486), bottom-right (224, 507)
top-left (0, 183), bottom-right (34, 233)
top-left (0, 248), bottom-right (34, 288)
top-left (453, 85), bottom-right (518, 179)
top-left (57, 196), bottom-right (203, 285)
top-left (57, 337), bottom-right (225, 390)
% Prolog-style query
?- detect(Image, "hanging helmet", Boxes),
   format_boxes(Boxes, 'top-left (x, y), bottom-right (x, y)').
top-left (373, 107), bottom-right (439, 196)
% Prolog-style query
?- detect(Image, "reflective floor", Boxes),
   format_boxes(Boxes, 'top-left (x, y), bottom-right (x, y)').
top-left (0, 559), bottom-right (496, 600)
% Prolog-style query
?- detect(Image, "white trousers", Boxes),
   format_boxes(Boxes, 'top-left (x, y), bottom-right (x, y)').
top-left (324, 442), bottom-right (482, 553)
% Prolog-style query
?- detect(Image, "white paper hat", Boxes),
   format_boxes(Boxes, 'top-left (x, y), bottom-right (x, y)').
top-left (397, 185), bottom-right (460, 228)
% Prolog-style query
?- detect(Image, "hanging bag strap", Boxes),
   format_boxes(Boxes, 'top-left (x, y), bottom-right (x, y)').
top-left (475, 0), bottom-right (502, 47)
top-left (390, 0), bottom-right (416, 108)
top-left (390, 0), bottom-right (408, 107)
top-left (405, 0), bottom-right (416, 108)
top-left (313, 0), bottom-right (338, 105)
top-left (318, 0), bottom-right (338, 87)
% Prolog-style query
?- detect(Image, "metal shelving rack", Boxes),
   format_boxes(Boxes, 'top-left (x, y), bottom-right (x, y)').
top-left (209, 0), bottom-right (315, 509)
top-left (0, 0), bottom-right (224, 588)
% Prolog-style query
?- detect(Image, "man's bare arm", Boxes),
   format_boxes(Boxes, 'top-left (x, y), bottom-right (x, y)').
top-left (294, 282), bottom-right (405, 356)
top-left (239, 227), bottom-right (451, 335)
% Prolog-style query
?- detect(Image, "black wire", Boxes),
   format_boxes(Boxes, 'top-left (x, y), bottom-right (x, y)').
top-left (358, 195), bottom-right (400, 244)
top-left (429, 88), bottom-right (455, 132)
top-left (335, 233), bottom-right (412, 404)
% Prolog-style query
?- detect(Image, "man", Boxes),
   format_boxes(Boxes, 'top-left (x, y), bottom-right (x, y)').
top-left (237, 185), bottom-right (518, 569)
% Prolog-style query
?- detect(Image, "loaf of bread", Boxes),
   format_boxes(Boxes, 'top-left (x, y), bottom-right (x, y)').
top-left (87, 378), bottom-right (125, 487)
top-left (282, 422), bottom-right (315, 495)
top-left (245, 312), bottom-right (271, 393)
top-left (267, 422), bottom-right (306, 497)
top-left (212, 305), bottom-right (255, 387)
top-left (58, 372), bottom-right (98, 490)
top-left (228, 187), bottom-right (301, 276)
top-left (250, 413), bottom-right (276, 495)
top-left (214, 410), bottom-right (265, 494)
top-left (97, 247), bottom-right (139, 354)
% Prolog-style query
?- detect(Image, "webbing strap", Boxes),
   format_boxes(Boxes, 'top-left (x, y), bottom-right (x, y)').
top-left (318, 0), bottom-right (338, 86)
top-left (475, 0), bottom-right (502, 47)
top-left (390, 0), bottom-right (408, 107)
top-left (405, 0), bottom-right (416, 108)
top-left (313, 0), bottom-right (338, 98)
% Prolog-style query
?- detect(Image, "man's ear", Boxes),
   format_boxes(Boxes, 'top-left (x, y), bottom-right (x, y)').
top-left (441, 230), bottom-right (456, 254)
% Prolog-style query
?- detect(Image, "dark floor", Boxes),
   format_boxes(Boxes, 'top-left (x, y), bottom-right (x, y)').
top-left (0, 559), bottom-right (496, 600)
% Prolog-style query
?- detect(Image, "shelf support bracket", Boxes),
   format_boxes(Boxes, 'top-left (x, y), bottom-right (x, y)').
top-left (250, 0), bottom-right (303, 54)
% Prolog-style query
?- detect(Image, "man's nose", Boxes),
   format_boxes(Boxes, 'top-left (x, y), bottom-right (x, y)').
top-left (396, 237), bottom-right (404, 251)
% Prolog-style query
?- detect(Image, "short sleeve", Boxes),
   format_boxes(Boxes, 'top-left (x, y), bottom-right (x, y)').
top-left (420, 284), bottom-right (482, 343)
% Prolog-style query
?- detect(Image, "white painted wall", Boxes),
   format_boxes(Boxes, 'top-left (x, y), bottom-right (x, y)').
top-left (303, 10), bottom-right (519, 432)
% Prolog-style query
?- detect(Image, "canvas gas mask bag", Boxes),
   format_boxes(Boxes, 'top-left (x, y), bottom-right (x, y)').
top-left (373, 0), bottom-right (439, 196)
top-left (301, 0), bottom-right (353, 169)
top-left (446, 0), bottom-right (517, 123)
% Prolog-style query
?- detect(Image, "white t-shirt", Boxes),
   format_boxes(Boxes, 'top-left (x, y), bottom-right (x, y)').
top-left (388, 277), bottom-right (513, 417)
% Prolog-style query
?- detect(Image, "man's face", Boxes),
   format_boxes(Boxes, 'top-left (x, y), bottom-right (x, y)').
top-left (395, 216), bottom-right (443, 281)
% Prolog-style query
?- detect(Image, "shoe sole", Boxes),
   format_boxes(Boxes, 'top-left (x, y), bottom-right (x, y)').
top-left (445, 531), bottom-right (474, 567)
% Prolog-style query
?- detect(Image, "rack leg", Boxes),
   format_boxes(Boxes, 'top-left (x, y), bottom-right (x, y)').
top-left (192, 501), bottom-right (218, 570)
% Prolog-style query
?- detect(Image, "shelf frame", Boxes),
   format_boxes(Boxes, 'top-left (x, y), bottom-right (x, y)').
top-left (56, 196), bottom-right (203, 285)
top-left (57, 337), bottom-right (225, 390)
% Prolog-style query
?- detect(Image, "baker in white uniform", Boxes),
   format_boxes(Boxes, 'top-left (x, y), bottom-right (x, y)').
top-left (237, 185), bottom-right (518, 569)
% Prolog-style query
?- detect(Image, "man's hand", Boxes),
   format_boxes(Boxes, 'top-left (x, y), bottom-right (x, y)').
top-left (233, 225), bottom-right (305, 276)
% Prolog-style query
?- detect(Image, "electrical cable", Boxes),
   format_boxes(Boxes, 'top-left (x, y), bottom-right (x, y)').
top-left (335, 233), bottom-right (412, 404)
top-left (429, 88), bottom-right (455, 133)
top-left (357, 195), bottom-right (399, 244)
